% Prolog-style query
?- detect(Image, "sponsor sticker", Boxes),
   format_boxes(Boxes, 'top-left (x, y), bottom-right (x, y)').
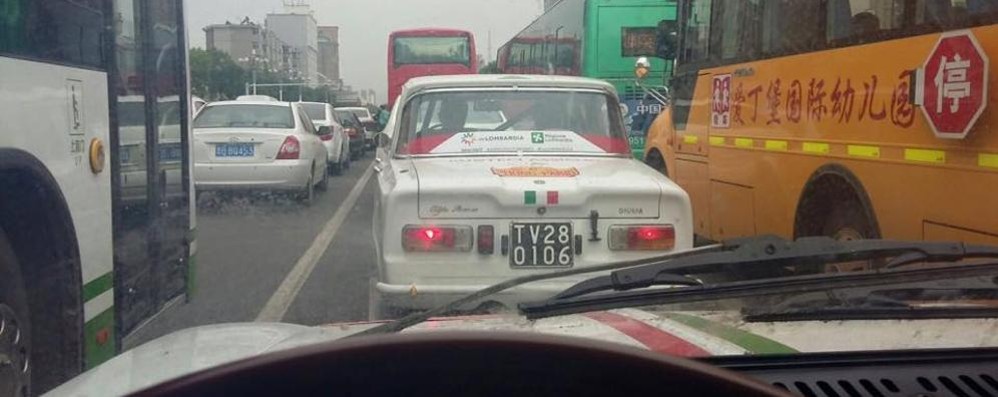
top-left (491, 166), bottom-right (580, 178)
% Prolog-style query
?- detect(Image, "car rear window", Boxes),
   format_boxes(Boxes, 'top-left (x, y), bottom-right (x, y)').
top-left (193, 104), bottom-right (295, 129)
top-left (396, 90), bottom-right (629, 156)
top-left (349, 109), bottom-right (371, 119)
top-left (301, 103), bottom-right (328, 122)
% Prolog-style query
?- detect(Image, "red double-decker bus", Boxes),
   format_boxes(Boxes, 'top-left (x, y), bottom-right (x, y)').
top-left (387, 28), bottom-right (478, 107)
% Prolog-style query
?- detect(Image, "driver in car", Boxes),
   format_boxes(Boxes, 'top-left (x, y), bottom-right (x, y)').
top-left (436, 99), bottom-right (469, 133)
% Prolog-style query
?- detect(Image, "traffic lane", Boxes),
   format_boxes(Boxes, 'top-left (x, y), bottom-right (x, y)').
top-left (124, 157), bottom-right (374, 349)
top-left (281, 179), bottom-right (378, 325)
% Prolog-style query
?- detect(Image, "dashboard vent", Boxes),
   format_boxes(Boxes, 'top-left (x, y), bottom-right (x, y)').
top-left (770, 374), bottom-right (998, 397)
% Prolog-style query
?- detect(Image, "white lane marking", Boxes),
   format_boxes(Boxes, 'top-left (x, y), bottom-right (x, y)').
top-left (85, 289), bottom-right (114, 322)
top-left (255, 165), bottom-right (375, 322)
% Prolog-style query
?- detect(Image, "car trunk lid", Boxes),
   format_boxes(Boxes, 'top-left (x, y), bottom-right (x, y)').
top-left (414, 156), bottom-right (662, 219)
top-left (193, 128), bottom-right (295, 164)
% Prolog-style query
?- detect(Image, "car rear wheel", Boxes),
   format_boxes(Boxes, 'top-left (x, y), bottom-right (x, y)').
top-left (297, 172), bottom-right (314, 205)
top-left (316, 163), bottom-right (329, 192)
top-left (0, 227), bottom-right (32, 397)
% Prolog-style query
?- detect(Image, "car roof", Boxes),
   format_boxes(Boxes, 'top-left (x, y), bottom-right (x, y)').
top-left (299, 101), bottom-right (330, 106)
top-left (207, 100), bottom-right (294, 107)
top-left (336, 107), bottom-right (369, 111)
top-left (402, 74), bottom-right (616, 94)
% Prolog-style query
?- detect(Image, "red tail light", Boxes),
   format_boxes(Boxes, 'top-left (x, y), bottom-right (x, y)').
top-left (320, 134), bottom-right (333, 141)
top-left (608, 225), bottom-right (675, 251)
top-left (477, 225), bottom-right (494, 255)
top-left (402, 225), bottom-right (473, 252)
top-left (276, 136), bottom-right (300, 159)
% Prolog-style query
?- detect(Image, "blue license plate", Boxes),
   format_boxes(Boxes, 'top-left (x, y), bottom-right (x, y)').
top-left (215, 143), bottom-right (254, 157)
top-left (160, 144), bottom-right (182, 161)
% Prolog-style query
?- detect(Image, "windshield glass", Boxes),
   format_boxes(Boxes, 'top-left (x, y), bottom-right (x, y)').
top-left (393, 36), bottom-right (471, 65)
top-left (12, 0), bottom-right (998, 394)
top-left (193, 104), bottom-right (295, 129)
top-left (396, 90), bottom-right (627, 155)
top-left (301, 103), bottom-right (328, 122)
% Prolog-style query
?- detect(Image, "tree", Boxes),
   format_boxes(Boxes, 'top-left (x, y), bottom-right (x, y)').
top-left (479, 60), bottom-right (500, 74)
top-left (189, 48), bottom-right (246, 100)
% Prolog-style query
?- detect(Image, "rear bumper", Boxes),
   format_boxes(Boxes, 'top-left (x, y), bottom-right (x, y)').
top-left (195, 159), bottom-right (311, 191)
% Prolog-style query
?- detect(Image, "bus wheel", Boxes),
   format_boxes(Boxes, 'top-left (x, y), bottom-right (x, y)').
top-left (645, 150), bottom-right (668, 177)
top-left (0, 228), bottom-right (31, 397)
top-left (794, 165), bottom-right (880, 273)
top-left (820, 202), bottom-right (877, 272)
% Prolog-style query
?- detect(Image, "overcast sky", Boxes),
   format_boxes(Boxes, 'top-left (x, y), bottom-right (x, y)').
top-left (187, 0), bottom-right (544, 103)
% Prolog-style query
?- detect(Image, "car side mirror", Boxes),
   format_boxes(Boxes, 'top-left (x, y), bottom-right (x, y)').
top-left (317, 125), bottom-right (331, 135)
top-left (376, 132), bottom-right (392, 148)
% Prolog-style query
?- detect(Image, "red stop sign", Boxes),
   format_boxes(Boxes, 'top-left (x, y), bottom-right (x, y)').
top-left (919, 31), bottom-right (990, 139)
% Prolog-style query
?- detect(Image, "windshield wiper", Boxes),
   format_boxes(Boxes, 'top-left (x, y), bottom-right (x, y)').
top-left (353, 236), bottom-right (998, 335)
top-left (520, 261), bottom-right (998, 320)
top-left (741, 286), bottom-right (998, 322)
top-left (350, 244), bottom-right (721, 336)
top-left (548, 235), bottom-right (998, 301)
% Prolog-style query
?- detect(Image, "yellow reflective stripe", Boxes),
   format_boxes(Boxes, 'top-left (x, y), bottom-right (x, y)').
top-left (734, 138), bottom-right (754, 148)
top-left (802, 142), bottom-right (830, 154)
top-left (683, 135), bottom-right (699, 144)
top-left (764, 140), bottom-right (788, 151)
top-left (904, 148), bottom-right (946, 164)
top-left (847, 145), bottom-right (880, 158)
top-left (980, 153), bottom-right (998, 169)
top-left (709, 136), bottom-right (725, 146)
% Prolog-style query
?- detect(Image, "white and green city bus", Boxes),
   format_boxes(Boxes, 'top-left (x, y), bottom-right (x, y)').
top-left (0, 0), bottom-right (194, 394)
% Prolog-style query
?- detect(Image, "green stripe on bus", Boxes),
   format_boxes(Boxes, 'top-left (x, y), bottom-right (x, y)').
top-left (663, 312), bottom-right (797, 354)
top-left (82, 272), bottom-right (113, 302)
top-left (84, 308), bottom-right (116, 370)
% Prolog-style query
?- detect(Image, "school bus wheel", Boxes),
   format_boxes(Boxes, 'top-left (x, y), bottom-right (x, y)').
top-left (0, 226), bottom-right (32, 397)
top-left (644, 149), bottom-right (668, 178)
top-left (793, 165), bottom-right (881, 273)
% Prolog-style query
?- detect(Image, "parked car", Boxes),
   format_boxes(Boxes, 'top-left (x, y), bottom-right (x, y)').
top-left (193, 100), bottom-right (329, 204)
top-left (335, 109), bottom-right (368, 160)
top-left (301, 102), bottom-right (351, 175)
top-left (338, 106), bottom-right (378, 148)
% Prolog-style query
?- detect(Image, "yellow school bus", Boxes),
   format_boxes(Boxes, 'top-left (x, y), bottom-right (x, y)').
top-left (643, 0), bottom-right (998, 253)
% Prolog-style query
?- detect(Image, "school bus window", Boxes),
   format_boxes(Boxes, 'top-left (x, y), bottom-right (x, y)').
top-left (761, 0), bottom-right (823, 56)
top-left (915, 0), bottom-right (998, 26)
top-left (681, 0), bottom-right (712, 63)
top-left (827, 0), bottom-right (906, 43)
top-left (714, 0), bottom-right (762, 60)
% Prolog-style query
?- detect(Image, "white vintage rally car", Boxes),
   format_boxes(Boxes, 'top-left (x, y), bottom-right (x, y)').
top-left (371, 75), bottom-right (693, 315)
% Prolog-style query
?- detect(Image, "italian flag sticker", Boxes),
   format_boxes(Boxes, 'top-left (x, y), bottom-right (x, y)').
top-left (524, 191), bottom-right (558, 205)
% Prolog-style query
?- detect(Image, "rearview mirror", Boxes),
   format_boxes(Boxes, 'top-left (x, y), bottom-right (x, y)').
top-left (376, 132), bottom-right (392, 148)
top-left (474, 99), bottom-right (502, 112)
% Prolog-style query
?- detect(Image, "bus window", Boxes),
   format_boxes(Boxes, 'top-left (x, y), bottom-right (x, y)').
top-left (0, 0), bottom-right (104, 68)
top-left (915, 0), bottom-right (998, 26)
top-left (681, 0), bottom-right (712, 63)
top-left (714, 0), bottom-right (762, 61)
top-left (827, 0), bottom-right (905, 43)
top-left (761, 0), bottom-right (823, 55)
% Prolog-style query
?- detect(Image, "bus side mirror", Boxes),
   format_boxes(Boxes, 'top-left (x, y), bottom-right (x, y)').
top-left (655, 20), bottom-right (679, 60)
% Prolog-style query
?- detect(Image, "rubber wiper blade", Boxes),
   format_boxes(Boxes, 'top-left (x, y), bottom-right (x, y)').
top-left (520, 261), bottom-right (998, 320)
top-left (531, 236), bottom-right (998, 310)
